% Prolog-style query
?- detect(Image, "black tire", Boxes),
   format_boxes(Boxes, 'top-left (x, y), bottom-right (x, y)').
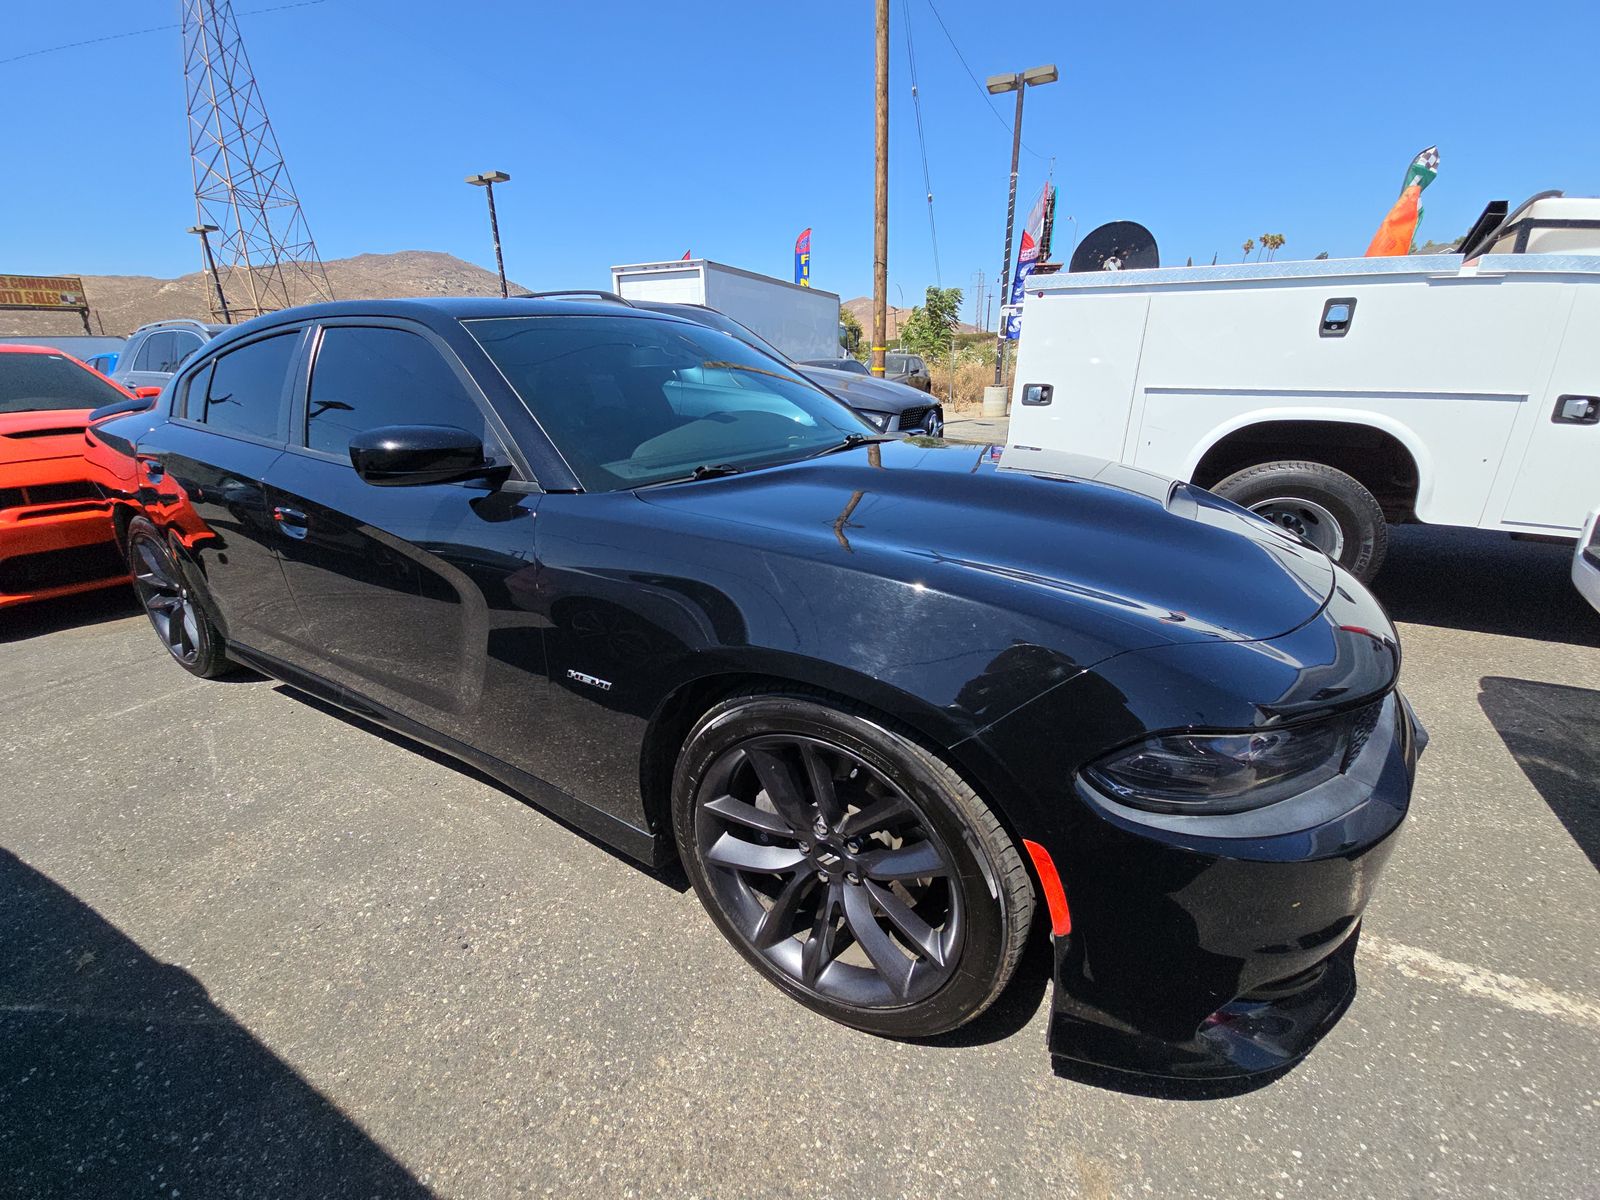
top-left (1213, 459), bottom-right (1389, 581)
top-left (672, 689), bottom-right (1034, 1038)
top-left (126, 516), bottom-right (235, 679)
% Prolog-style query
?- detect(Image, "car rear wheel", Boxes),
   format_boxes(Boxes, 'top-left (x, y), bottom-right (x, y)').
top-left (126, 517), bottom-right (234, 679)
top-left (672, 691), bottom-right (1034, 1038)
top-left (1213, 460), bottom-right (1388, 581)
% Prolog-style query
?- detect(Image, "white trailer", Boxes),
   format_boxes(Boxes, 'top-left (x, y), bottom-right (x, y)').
top-left (1007, 208), bottom-right (1600, 581)
top-left (611, 259), bottom-right (843, 363)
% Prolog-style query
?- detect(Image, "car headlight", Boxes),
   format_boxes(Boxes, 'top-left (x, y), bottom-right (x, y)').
top-left (860, 410), bottom-right (892, 430)
top-left (1082, 703), bottom-right (1381, 815)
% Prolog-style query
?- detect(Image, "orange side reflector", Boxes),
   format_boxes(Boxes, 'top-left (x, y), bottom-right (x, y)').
top-left (1022, 839), bottom-right (1072, 936)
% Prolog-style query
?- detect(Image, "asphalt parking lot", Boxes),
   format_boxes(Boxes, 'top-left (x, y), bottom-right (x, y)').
top-left (3, 524), bottom-right (1597, 1199)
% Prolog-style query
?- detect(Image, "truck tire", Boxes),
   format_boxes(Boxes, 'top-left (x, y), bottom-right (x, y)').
top-left (1212, 460), bottom-right (1388, 582)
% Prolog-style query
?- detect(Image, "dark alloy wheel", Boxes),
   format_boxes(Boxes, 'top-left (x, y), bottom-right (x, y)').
top-left (127, 517), bottom-right (233, 678)
top-left (673, 692), bottom-right (1034, 1037)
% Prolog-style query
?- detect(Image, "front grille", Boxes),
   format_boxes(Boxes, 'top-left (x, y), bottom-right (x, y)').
top-left (2, 426), bottom-right (84, 440)
top-left (0, 541), bottom-right (125, 595)
top-left (895, 405), bottom-right (932, 432)
top-left (0, 481), bottom-right (98, 511)
top-left (1343, 700), bottom-right (1385, 768)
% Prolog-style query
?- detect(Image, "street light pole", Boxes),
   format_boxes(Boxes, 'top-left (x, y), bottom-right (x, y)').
top-left (187, 223), bottom-right (231, 324)
top-left (985, 65), bottom-right (1058, 389)
top-left (465, 171), bottom-right (511, 297)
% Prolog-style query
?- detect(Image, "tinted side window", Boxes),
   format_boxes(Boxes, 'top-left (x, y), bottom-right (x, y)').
top-left (131, 331), bottom-right (173, 372)
top-left (197, 334), bottom-right (297, 441)
top-left (164, 332), bottom-right (204, 372)
top-left (305, 326), bottom-right (489, 457)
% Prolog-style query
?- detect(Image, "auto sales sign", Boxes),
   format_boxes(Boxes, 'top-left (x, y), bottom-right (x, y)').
top-left (0, 274), bottom-right (88, 310)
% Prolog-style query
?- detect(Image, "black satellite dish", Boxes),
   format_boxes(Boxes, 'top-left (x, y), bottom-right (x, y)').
top-left (1069, 221), bottom-right (1159, 272)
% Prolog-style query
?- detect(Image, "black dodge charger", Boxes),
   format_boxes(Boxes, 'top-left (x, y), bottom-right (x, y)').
top-left (86, 297), bottom-right (1423, 1081)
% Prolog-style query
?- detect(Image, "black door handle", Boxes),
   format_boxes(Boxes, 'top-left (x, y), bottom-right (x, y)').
top-left (136, 455), bottom-right (164, 482)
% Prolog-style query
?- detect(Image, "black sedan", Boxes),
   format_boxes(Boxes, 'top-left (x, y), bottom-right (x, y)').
top-left (86, 297), bottom-right (1421, 1081)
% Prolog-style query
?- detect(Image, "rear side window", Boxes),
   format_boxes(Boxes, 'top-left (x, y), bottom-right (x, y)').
top-left (131, 331), bottom-right (173, 372)
top-left (166, 331), bottom-right (204, 370)
top-left (305, 326), bottom-right (491, 457)
top-left (196, 333), bottom-right (297, 440)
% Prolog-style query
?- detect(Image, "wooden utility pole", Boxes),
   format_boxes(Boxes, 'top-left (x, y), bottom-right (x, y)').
top-left (871, 0), bottom-right (888, 376)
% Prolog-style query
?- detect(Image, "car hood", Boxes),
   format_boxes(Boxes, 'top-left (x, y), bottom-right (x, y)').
top-left (637, 439), bottom-right (1335, 648)
top-left (0, 409), bottom-right (92, 466)
top-left (802, 368), bottom-right (930, 413)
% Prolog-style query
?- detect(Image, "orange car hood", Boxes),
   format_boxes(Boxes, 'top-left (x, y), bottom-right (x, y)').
top-left (0, 409), bottom-right (93, 468)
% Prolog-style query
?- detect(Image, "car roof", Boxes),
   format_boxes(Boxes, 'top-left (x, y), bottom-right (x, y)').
top-left (0, 344), bottom-right (66, 355)
top-left (129, 318), bottom-right (229, 335)
top-left (197, 296), bottom-right (695, 354)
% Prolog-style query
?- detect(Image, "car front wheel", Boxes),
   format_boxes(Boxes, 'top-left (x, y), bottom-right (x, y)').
top-left (673, 691), bottom-right (1034, 1038)
top-left (126, 516), bottom-right (234, 678)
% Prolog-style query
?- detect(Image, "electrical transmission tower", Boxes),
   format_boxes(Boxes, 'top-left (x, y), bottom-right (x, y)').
top-left (182, 0), bottom-right (333, 321)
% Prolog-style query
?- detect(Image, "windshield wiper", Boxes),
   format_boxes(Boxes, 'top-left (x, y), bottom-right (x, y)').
top-left (639, 462), bottom-right (745, 488)
top-left (806, 432), bottom-right (896, 458)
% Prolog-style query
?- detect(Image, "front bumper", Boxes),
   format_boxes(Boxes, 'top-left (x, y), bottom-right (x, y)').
top-left (0, 464), bottom-right (126, 608)
top-left (1044, 691), bottom-right (1423, 1080)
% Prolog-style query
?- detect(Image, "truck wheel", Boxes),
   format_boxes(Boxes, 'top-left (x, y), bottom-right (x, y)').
top-left (1213, 460), bottom-right (1388, 581)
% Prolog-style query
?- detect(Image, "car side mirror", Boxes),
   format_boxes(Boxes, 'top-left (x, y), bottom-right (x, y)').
top-left (133, 386), bottom-right (163, 399)
top-left (349, 424), bottom-right (489, 487)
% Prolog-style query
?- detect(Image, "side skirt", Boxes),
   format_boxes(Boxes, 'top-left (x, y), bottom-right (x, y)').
top-left (227, 642), bottom-right (667, 868)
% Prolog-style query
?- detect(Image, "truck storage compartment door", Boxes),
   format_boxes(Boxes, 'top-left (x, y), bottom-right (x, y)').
top-left (1500, 287), bottom-right (1600, 533)
top-left (1007, 292), bottom-right (1149, 463)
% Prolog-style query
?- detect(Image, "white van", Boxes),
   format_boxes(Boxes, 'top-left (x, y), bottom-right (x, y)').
top-left (1006, 195), bottom-right (1600, 580)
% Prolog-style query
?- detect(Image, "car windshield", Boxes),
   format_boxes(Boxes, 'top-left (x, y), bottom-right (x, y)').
top-left (465, 314), bottom-right (873, 491)
top-left (656, 305), bottom-right (792, 362)
top-left (0, 351), bottom-right (127, 413)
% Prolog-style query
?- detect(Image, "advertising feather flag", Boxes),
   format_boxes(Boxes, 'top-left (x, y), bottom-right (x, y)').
top-left (794, 228), bottom-right (811, 287)
top-left (1365, 146), bottom-right (1439, 257)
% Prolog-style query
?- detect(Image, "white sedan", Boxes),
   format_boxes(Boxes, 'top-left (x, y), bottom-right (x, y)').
top-left (1575, 507), bottom-right (1600, 615)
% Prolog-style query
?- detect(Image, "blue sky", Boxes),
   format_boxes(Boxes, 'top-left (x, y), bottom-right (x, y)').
top-left (4, 0), bottom-right (1598, 322)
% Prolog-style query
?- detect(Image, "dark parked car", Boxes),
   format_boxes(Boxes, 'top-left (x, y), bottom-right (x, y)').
top-left (885, 351), bottom-right (931, 393)
top-left (87, 297), bottom-right (1421, 1081)
top-left (630, 302), bottom-right (943, 436)
top-left (797, 357), bottom-right (943, 436)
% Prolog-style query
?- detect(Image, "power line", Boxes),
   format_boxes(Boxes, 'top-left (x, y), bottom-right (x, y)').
top-left (0, 0), bottom-right (333, 68)
top-left (901, 0), bottom-right (941, 288)
top-left (922, 0), bottom-right (1049, 162)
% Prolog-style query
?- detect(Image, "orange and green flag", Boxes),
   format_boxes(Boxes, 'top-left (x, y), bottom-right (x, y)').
top-left (1366, 146), bottom-right (1439, 256)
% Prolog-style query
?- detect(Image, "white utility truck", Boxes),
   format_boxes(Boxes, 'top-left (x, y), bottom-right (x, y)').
top-left (611, 259), bottom-right (843, 363)
top-left (1007, 193), bottom-right (1600, 581)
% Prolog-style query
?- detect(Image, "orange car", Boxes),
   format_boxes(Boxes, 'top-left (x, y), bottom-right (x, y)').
top-left (0, 345), bottom-right (152, 608)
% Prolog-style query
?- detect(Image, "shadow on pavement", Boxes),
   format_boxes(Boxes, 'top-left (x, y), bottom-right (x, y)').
top-left (0, 586), bottom-right (141, 644)
top-left (274, 686), bottom-right (690, 892)
top-left (0, 847), bottom-right (433, 1198)
top-left (1373, 525), bottom-right (1600, 645)
top-left (1479, 676), bottom-right (1600, 871)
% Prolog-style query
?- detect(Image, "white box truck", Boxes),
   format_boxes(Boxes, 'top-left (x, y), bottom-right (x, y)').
top-left (1007, 195), bottom-right (1600, 581)
top-left (611, 259), bottom-right (843, 363)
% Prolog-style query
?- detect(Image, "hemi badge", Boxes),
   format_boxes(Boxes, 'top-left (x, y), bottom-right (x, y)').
top-left (566, 669), bottom-right (613, 692)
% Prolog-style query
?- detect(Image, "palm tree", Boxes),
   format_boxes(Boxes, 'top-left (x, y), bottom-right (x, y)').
top-left (1263, 233), bottom-right (1286, 260)
top-left (1242, 238), bottom-right (1255, 262)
